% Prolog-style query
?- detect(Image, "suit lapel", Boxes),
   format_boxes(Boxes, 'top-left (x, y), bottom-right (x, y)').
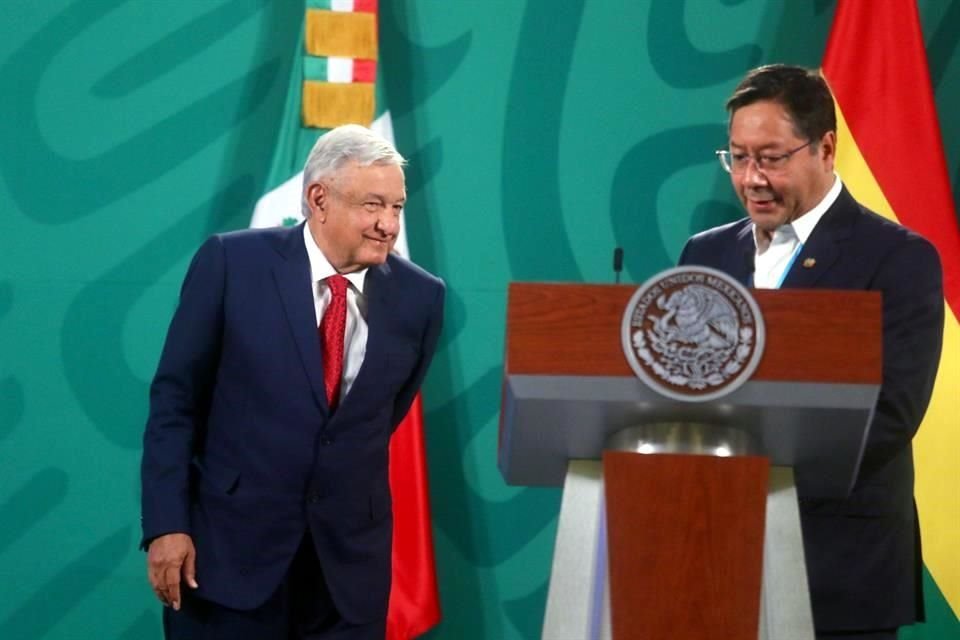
top-left (781, 188), bottom-right (857, 289)
top-left (272, 223), bottom-right (329, 413)
top-left (339, 260), bottom-right (393, 407)
top-left (723, 223), bottom-right (756, 286)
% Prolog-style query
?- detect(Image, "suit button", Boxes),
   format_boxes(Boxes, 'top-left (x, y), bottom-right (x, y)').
top-left (308, 493), bottom-right (321, 503)
top-left (320, 436), bottom-right (333, 446)
top-left (239, 567), bottom-right (249, 576)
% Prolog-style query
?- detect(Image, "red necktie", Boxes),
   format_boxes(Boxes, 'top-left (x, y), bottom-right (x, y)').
top-left (319, 274), bottom-right (349, 410)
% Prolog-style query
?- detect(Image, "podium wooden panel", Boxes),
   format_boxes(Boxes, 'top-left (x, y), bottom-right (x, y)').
top-left (505, 283), bottom-right (880, 382)
top-left (604, 452), bottom-right (769, 639)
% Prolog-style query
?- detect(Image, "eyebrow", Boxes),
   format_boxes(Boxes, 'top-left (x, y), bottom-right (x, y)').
top-left (729, 141), bottom-right (787, 152)
top-left (361, 192), bottom-right (406, 204)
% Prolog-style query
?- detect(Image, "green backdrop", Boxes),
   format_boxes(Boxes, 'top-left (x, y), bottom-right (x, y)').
top-left (1, 1), bottom-right (957, 638)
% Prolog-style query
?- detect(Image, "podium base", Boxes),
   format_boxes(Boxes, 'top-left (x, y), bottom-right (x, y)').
top-left (542, 460), bottom-right (610, 640)
top-left (760, 467), bottom-right (815, 639)
top-left (542, 460), bottom-right (814, 640)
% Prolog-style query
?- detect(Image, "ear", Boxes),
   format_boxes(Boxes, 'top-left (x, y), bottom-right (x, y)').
top-left (305, 182), bottom-right (327, 218)
top-left (819, 130), bottom-right (837, 170)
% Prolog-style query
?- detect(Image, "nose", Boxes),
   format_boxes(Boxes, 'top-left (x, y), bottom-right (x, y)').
top-left (375, 210), bottom-right (400, 237)
top-left (741, 159), bottom-right (769, 186)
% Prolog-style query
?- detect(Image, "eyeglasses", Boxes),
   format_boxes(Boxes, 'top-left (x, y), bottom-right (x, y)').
top-left (715, 140), bottom-right (814, 174)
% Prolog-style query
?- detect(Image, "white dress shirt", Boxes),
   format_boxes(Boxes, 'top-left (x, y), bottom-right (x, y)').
top-left (303, 224), bottom-right (368, 403)
top-left (752, 174), bottom-right (841, 289)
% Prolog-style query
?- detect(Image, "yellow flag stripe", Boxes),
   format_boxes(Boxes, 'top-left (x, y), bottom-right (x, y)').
top-left (301, 81), bottom-right (375, 128)
top-left (305, 9), bottom-right (378, 60)
top-left (836, 99), bottom-right (960, 615)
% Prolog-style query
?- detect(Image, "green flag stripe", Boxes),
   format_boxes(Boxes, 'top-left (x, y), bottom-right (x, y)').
top-left (303, 55), bottom-right (328, 82)
top-left (374, 55), bottom-right (386, 119)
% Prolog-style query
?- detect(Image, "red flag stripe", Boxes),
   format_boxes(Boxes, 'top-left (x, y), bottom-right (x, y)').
top-left (353, 0), bottom-right (378, 14)
top-left (352, 58), bottom-right (377, 83)
top-left (388, 395), bottom-right (442, 639)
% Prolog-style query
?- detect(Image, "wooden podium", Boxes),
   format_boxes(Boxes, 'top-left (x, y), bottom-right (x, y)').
top-left (498, 282), bottom-right (882, 640)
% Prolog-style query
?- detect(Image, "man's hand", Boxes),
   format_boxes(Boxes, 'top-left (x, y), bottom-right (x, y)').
top-left (146, 533), bottom-right (198, 610)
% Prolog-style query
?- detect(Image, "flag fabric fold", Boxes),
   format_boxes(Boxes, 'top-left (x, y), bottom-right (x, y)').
top-left (822, 0), bottom-right (960, 632)
top-left (250, 2), bottom-right (440, 637)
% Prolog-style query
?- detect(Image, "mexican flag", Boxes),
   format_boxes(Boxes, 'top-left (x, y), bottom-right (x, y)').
top-left (822, 0), bottom-right (960, 635)
top-left (250, 1), bottom-right (440, 637)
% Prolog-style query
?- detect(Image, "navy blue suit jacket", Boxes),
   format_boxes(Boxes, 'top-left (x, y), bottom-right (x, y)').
top-left (679, 187), bottom-right (943, 631)
top-left (141, 223), bottom-right (444, 623)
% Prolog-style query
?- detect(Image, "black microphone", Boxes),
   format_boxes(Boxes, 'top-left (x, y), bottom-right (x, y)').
top-left (613, 248), bottom-right (624, 284)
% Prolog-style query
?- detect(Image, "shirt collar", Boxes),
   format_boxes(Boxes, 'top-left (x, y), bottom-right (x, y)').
top-left (752, 173), bottom-right (842, 250)
top-left (302, 222), bottom-right (367, 293)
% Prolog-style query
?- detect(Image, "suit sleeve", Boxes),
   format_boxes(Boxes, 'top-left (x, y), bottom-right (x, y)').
top-left (677, 237), bottom-right (695, 265)
top-left (390, 279), bottom-right (445, 429)
top-left (140, 236), bottom-right (227, 547)
top-left (860, 235), bottom-right (944, 477)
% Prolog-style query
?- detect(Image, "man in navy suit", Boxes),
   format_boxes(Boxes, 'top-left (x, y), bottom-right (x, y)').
top-left (141, 125), bottom-right (445, 639)
top-left (679, 65), bottom-right (943, 639)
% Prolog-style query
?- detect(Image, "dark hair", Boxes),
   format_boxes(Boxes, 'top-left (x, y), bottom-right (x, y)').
top-left (726, 64), bottom-right (836, 142)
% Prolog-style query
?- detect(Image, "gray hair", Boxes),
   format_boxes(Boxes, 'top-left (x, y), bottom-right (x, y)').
top-left (301, 124), bottom-right (406, 217)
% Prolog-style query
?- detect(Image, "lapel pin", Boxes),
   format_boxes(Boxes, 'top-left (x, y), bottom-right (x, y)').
top-left (802, 257), bottom-right (816, 269)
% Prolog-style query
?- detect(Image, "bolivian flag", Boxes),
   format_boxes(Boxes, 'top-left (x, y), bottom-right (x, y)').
top-left (822, 0), bottom-right (960, 635)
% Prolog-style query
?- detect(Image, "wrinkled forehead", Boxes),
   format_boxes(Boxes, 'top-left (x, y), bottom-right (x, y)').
top-left (335, 161), bottom-right (406, 196)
